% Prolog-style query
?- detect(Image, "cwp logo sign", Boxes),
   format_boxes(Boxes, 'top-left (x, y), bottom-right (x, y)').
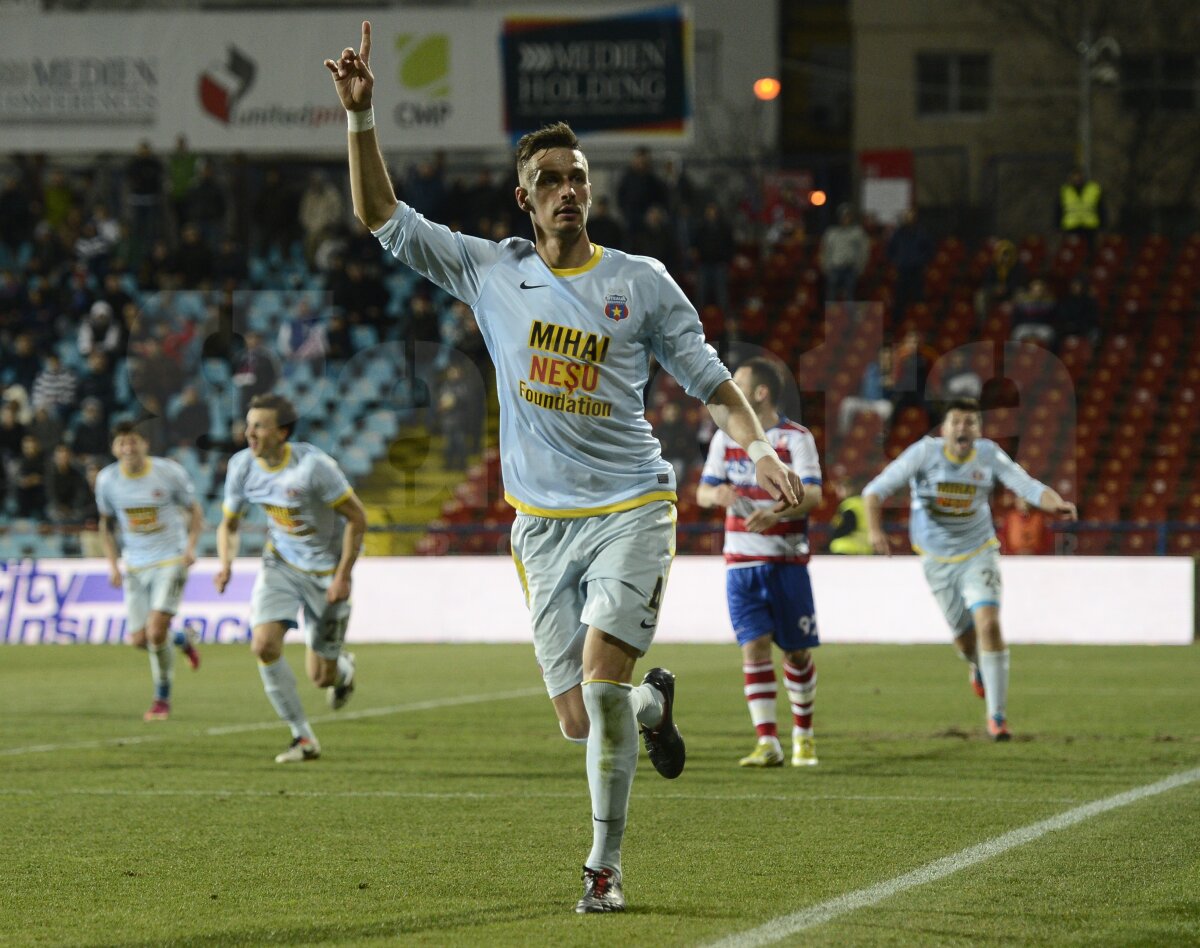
top-left (394, 33), bottom-right (453, 127)
top-left (198, 46), bottom-right (255, 124)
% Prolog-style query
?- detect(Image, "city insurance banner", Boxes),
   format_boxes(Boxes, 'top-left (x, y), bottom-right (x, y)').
top-left (501, 5), bottom-right (692, 141)
top-left (0, 6), bottom-right (691, 153)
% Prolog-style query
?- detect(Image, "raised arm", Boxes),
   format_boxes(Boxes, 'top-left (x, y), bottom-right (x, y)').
top-left (324, 21), bottom-right (398, 231)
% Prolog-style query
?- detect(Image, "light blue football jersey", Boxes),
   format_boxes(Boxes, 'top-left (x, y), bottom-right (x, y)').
top-left (863, 437), bottom-right (1047, 561)
top-left (94, 458), bottom-right (196, 569)
top-left (374, 203), bottom-right (730, 517)
top-left (222, 442), bottom-right (354, 573)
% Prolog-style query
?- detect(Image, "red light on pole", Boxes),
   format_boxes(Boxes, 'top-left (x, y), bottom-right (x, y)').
top-left (810, 190), bottom-right (827, 207)
top-left (753, 77), bottom-right (781, 101)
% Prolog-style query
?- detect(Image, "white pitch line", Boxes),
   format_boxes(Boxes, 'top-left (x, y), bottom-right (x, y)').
top-left (0, 785), bottom-right (1086, 807)
top-left (0, 687), bottom-right (544, 757)
top-left (0, 734), bottom-right (163, 756)
top-left (200, 687), bottom-right (544, 735)
top-left (705, 766), bottom-right (1200, 948)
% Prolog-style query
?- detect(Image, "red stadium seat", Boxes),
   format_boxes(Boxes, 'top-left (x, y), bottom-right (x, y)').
top-left (1131, 492), bottom-right (1170, 524)
top-left (1167, 532), bottom-right (1199, 556)
top-left (1119, 529), bottom-right (1161, 556)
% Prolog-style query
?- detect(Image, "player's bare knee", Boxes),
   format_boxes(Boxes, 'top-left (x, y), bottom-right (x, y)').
top-left (784, 647), bottom-right (810, 665)
top-left (741, 635), bottom-right (773, 664)
top-left (127, 629), bottom-right (147, 648)
top-left (250, 638), bottom-right (280, 663)
top-left (559, 718), bottom-right (590, 742)
top-left (975, 617), bottom-right (1004, 651)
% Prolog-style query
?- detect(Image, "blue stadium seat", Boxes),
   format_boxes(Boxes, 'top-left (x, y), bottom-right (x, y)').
top-left (57, 338), bottom-right (86, 372)
top-left (352, 325), bottom-right (379, 350)
top-left (202, 358), bottom-right (231, 387)
top-left (366, 410), bottom-right (398, 440)
top-left (339, 445), bottom-right (373, 479)
top-left (114, 359), bottom-right (132, 405)
top-left (169, 445), bottom-right (199, 472)
top-left (175, 291), bottom-right (207, 322)
top-left (248, 257), bottom-right (270, 286)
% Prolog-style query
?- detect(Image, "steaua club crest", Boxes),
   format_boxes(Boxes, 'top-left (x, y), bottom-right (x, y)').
top-left (603, 294), bottom-right (631, 321)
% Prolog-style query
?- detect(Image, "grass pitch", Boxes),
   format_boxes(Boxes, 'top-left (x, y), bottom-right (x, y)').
top-left (2, 641), bottom-right (1198, 946)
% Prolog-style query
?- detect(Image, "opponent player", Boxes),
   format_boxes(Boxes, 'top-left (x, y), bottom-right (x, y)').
top-left (96, 421), bottom-right (204, 722)
top-left (862, 397), bottom-right (1077, 740)
top-left (697, 358), bottom-right (824, 767)
top-left (325, 22), bottom-right (803, 913)
top-left (214, 393), bottom-right (366, 764)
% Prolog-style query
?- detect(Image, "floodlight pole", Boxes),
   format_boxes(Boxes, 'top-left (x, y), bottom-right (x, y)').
top-left (1077, 24), bottom-right (1120, 180)
top-left (1078, 22), bottom-right (1093, 179)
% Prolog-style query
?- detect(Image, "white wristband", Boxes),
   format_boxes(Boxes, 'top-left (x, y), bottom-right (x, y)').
top-left (347, 106), bottom-right (375, 132)
top-left (747, 439), bottom-right (777, 464)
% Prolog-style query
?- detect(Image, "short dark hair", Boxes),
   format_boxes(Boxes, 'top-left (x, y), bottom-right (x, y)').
top-left (110, 419), bottom-right (145, 442)
top-left (739, 357), bottom-right (783, 406)
top-left (944, 397), bottom-right (982, 417)
top-left (514, 122), bottom-right (581, 185)
top-left (248, 393), bottom-right (298, 439)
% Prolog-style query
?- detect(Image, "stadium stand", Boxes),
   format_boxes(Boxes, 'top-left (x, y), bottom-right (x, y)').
top-left (0, 154), bottom-right (1196, 560)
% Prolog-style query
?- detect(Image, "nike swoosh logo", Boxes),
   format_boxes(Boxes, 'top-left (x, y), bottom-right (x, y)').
top-left (640, 619), bottom-right (656, 629)
top-left (520, 280), bottom-right (548, 289)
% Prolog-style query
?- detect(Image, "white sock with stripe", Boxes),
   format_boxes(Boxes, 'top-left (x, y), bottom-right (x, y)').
top-left (258, 658), bottom-right (315, 742)
top-left (784, 657), bottom-right (816, 738)
top-left (743, 660), bottom-right (778, 740)
top-left (582, 681), bottom-right (637, 877)
top-left (334, 651), bottom-right (354, 688)
top-left (148, 641), bottom-right (174, 701)
top-left (630, 680), bottom-right (664, 730)
top-left (978, 649), bottom-right (1010, 722)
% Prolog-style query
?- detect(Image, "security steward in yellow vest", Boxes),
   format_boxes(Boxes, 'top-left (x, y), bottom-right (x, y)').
top-left (828, 480), bottom-right (872, 555)
top-left (1058, 168), bottom-right (1104, 247)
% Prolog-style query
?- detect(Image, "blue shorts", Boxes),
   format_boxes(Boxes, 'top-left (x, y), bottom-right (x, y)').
top-left (726, 562), bottom-right (819, 651)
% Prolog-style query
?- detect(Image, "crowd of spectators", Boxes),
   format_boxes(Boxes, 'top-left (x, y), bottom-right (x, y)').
top-left (0, 139), bottom-right (1138, 549)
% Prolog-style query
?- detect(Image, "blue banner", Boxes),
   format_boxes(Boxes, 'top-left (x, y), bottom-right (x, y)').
top-left (0, 559), bottom-right (254, 645)
top-left (501, 5), bottom-right (691, 139)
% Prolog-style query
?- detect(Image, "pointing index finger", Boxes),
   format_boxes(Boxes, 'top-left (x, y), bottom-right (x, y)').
top-left (361, 20), bottom-right (372, 64)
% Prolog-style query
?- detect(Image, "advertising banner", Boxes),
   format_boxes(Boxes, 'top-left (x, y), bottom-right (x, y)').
top-left (0, 12), bottom-right (502, 152)
top-left (0, 558), bottom-right (259, 645)
top-left (501, 5), bottom-right (692, 139)
top-left (2, 556), bottom-right (1192, 646)
top-left (0, 7), bottom-right (691, 153)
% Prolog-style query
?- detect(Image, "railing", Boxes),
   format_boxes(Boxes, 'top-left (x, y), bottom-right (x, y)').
top-left (1, 519), bottom-right (1196, 559)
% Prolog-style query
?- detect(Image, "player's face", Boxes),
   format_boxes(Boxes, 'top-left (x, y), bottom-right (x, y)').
top-left (517, 148), bottom-right (591, 236)
top-left (941, 409), bottom-right (981, 458)
top-left (111, 432), bottom-right (147, 465)
top-left (245, 408), bottom-right (288, 459)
